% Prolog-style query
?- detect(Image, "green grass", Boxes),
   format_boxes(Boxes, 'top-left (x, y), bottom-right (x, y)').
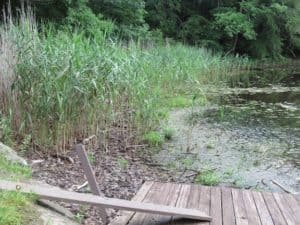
top-left (162, 127), bottom-right (175, 140)
top-left (0, 154), bottom-right (37, 225)
top-left (0, 192), bottom-right (37, 225)
top-left (195, 169), bottom-right (220, 186)
top-left (143, 131), bottom-right (163, 147)
top-left (0, 156), bottom-right (31, 180)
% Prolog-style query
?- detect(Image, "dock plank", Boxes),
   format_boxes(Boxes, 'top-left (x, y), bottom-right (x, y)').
top-left (222, 187), bottom-right (236, 225)
top-left (252, 191), bottom-right (274, 225)
top-left (110, 181), bottom-right (154, 225)
top-left (262, 192), bottom-right (287, 225)
top-left (273, 193), bottom-right (296, 225)
top-left (127, 182), bottom-right (172, 225)
top-left (232, 188), bottom-right (248, 225)
top-left (141, 183), bottom-right (182, 225)
top-left (210, 187), bottom-right (222, 225)
top-left (171, 184), bottom-right (192, 225)
top-left (282, 194), bottom-right (300, 224)
top-left (198, 186), bottom-right (211, 225)
top-left (242, 190), bottom-right (261, 225)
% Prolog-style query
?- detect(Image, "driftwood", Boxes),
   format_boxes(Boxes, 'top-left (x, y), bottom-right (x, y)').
top-left (271, 180), bottom-right (299, 195)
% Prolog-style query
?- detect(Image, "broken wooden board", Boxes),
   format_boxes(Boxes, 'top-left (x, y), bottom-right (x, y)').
top-left (0, 180), bottom-right (211, 221)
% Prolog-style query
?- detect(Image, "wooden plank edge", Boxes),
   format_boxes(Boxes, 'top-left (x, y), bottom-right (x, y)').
top-left (109, 181), bottom-right (154, 225)
top-left (0, 180), bottom-right (211, 221)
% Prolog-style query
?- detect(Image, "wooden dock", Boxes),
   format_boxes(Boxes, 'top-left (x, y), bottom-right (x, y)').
top-left (110, 181), bottom-right (300, 225)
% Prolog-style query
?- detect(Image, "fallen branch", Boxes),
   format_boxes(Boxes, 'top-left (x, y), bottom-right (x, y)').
top-left (72, 181), bottom-right (89, 191)
top-left (271, 180), bottom-right (297, 194)
top-left (83, 135), bottom-right (97, 144)
top-left (50, 154), bottom-right (74, 164)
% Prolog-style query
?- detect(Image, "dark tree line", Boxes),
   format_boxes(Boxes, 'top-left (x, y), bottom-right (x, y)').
top-left (2, 0), bottom-right (300, 58)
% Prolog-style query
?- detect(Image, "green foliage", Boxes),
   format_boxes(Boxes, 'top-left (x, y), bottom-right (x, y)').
top-left (0, 155), bottom-right (31, 180)
top-left (162, 127), bottom-right (175, 140)
top-left (0, 153), bottom-right (35, 225)
top-left (166, 96), bottom-right (194, 108)
top-left (66, 6), bottom-right (114, 38)
top-left (0, 115), bottom-right (13, 145)
top-left (0, 191), bottom-right (37, 225)
top-left (195, 169), bottom-right (220, 186)
top-left (214, 10), bottom-right (256, 40)
top-left (2, 0), bottom-right (298, 58)
top-left (0, 9), bottom-right (251, 150)
top-left (143, 131), bottom-right (163, 147)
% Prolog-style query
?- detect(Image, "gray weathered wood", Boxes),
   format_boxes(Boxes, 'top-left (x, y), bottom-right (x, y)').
top-left (75, 144), bottom-right (103, 196)
top-left (0, 180), bottom-right (211, 221)
top-left (242, 190), bottom-right (261, 225)
top-left (282, 194), bottom-right (300, 224)
top-left (210, 187), bottom-right (222, 225)
top-left (75, 143), bottom-right (107, 223)
top-left (273, 193), bottom-right (296, 225)
top-left (110, 181), bottom-right (154, 225)
top-left (198, 186), bottom-right (210, 225)
top-left (222, 187), bottom-right (236, 225)
top-left (262, 192), bottom-right (287, 225)
top-left (141, 183), bottom-right (182, 225)
top-left (232, 188), bottom-right (249, 225)
top-left (252, 191), bottom-right (274, 225)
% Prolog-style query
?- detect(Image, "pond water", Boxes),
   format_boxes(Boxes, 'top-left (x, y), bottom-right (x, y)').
top-left (154, 63), bottom-right (300, 192)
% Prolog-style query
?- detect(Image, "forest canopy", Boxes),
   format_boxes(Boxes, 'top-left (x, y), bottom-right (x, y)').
top-left (2, 0), bottom-right (300, 59)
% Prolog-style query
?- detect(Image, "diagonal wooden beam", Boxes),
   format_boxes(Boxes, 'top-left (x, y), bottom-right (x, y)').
top-left (0, 180), bottom-right (211, 221)
top-left (75, 143), bottom-right (107, 223)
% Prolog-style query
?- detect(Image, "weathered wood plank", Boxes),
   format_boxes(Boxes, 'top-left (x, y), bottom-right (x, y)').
top-left (252, 191), bottom-right (274, 225)
top-left (262, 192), bottom-right (287, 225)
top-left (128, 182), bottom-right (179, 225)
top-left (282, 194), bottom-right (300, 224)
top-left (210, 187), bottom-right (222, 225)
top-left (141, 183), bottom-right (182, 225)
top-left (242, 190), bottom-right (261, 225)
top-left (198, 186), bottom-right (211, 225)
top-left (171, 184), bottom-right (192, 225)
top-left (75, 144), bottom-right (107, 223)
top-left (273, 193), bottom-right (296, 225)
top-left (0, 180), bottom-right (211, 221)
top-left (222, 187), bottom-right (236, 225)
top-left (109, 181), bottom-right (154, 225)
top-left (127, 182), bottom-right (167, 225)
top-left (232, 188), bottom-right (249, 225)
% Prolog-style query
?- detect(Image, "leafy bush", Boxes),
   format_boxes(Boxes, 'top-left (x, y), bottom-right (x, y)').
top-left (143, 131), bottom-right (163, 147)
top-left (195, 169), bottom-right (220, 186)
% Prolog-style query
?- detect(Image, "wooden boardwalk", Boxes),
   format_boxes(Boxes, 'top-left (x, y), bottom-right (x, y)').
top-left (110, 181), bottom-right (300, 225)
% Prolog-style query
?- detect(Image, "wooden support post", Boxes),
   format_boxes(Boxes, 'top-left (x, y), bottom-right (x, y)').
top-left (75, 143), bottom-right (108, 224)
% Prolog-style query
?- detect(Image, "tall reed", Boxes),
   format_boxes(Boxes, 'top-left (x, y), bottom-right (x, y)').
top-left (0, 8), bottom-right (251, 152)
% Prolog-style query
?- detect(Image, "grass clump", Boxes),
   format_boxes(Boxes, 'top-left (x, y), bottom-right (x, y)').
top-left (0, 191), bottom-right (37, 225)
top-left (195, 169), bottom-right (220, 186)
top-left (165, 96), bottom-right (194, 108)
top-left (143, 131), bottom-right (163, 147)
top-left (0, 156), bottom-right (31, 180)
top-left (0, 153), bottom-right (37, 225)
top-left (162, 127), bottom-right (175, 140)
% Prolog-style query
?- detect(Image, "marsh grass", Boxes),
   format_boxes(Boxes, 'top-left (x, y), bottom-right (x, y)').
top-left (0, 7), bottom-right (252, 152)
top-left (0, 154), bottom-right (36, 225)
